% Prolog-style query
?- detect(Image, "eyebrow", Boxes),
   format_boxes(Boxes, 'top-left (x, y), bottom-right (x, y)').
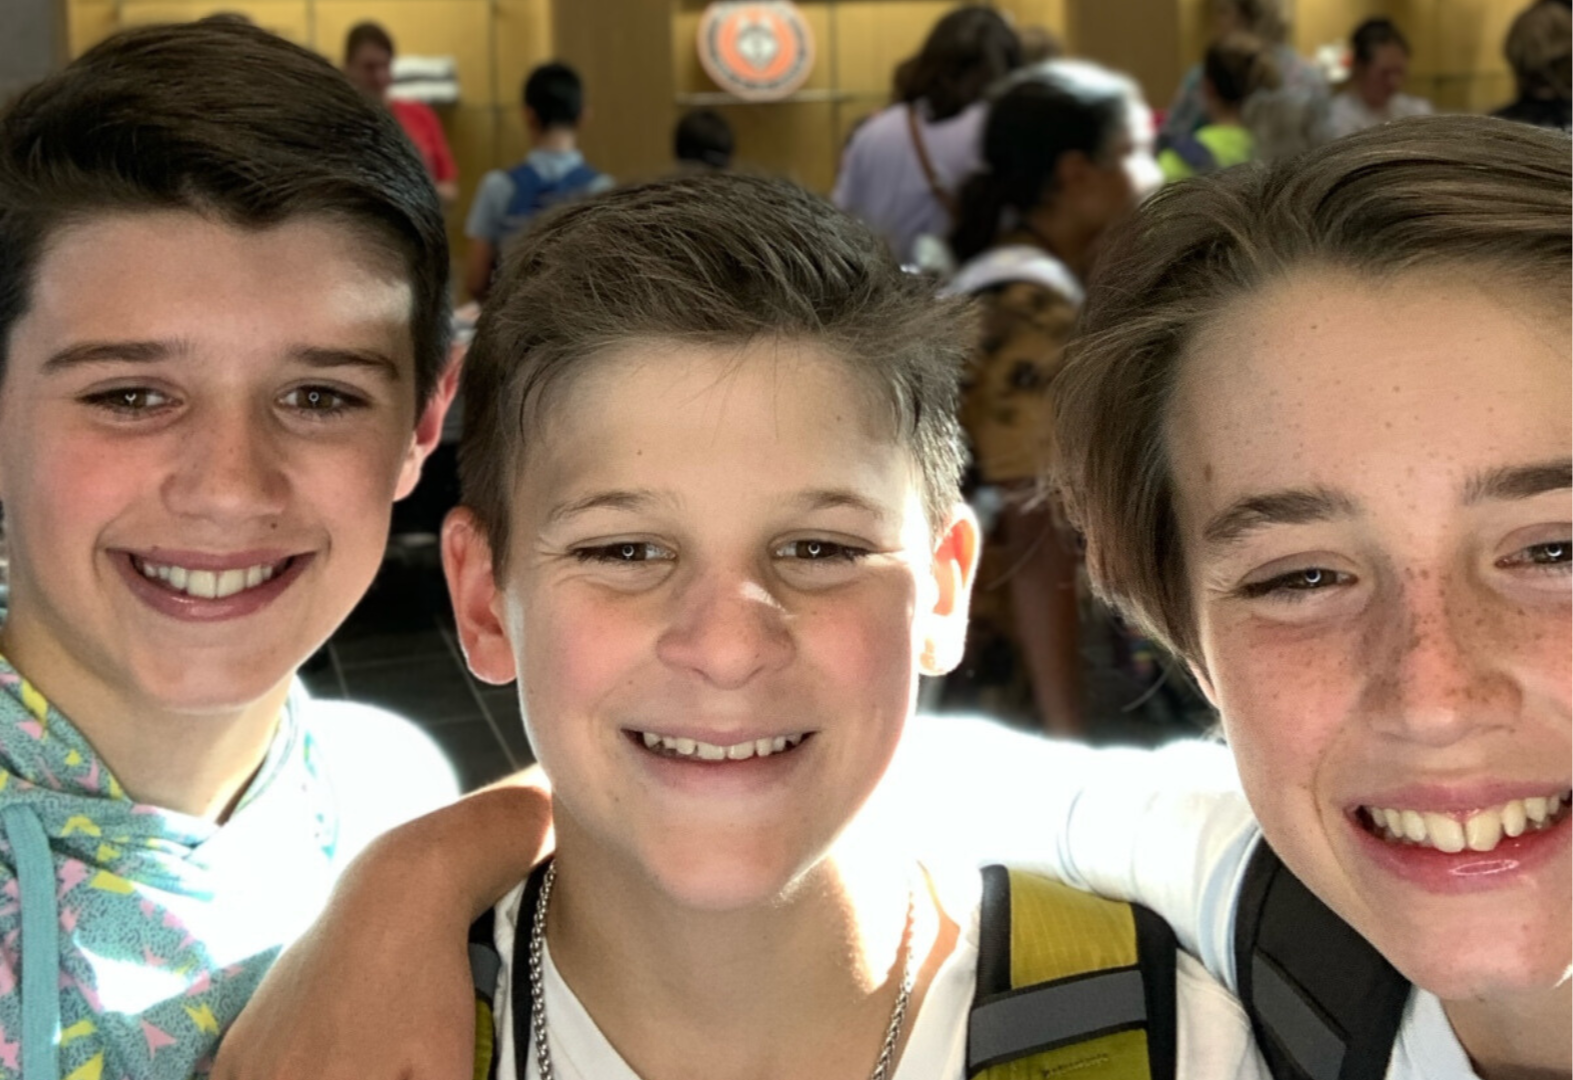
top-left (545, 489), bottom-right (672, 527)
top-left (289, 346), bottom-right (403, 382)
top-left (40, 341), bottom-right (403, 381)
top-left (544, 487), bottom-right (894, 529)
top-left (1462, 461), bottom-right (1572, 505)
top-left (1202, 487), bottom-right (1359, 550)
top-left (42, 340), bottom-right (176, 372)
top-left (790, 487), bottom-right (896, 523)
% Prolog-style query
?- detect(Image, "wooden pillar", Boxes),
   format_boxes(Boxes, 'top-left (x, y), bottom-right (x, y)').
top-left (550, 0), bottom-right (677, 184)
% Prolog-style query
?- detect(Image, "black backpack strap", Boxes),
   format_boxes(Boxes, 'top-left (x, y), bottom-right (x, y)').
top-left (468, 906), bottom-right (502, 1080)
top-left (968, 864), bottom-right (1177, 1079)
top-left (1235, 843), bottom-right (1410, 1080)
top-left (510, 860), bottom-right (555, 1079)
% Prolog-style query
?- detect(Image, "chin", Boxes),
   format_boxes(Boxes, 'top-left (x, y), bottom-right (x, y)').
top-left (136, 660), bottom-right (297, 718)
top-left (640, 835), bottom-right (825, 913)
top-left (1375, 920), bottom-right (1571, 1003)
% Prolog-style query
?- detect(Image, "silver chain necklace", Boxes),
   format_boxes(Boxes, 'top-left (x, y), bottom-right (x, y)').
top-left (526, 862), bottom-right (917, 1080)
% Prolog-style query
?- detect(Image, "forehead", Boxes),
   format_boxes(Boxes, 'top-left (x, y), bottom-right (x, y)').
top-left (520, 338), bottom-right (919, 504)
top-left (1169, 268), bottom-right (1570, 504)
top-left (14, 211), bottom-right (414, 373)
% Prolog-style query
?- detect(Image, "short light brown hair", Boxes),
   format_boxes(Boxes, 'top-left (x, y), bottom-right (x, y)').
top-left (1052, 115), bottom-right (1572, 661)
top-left (1505, 0), bottom-right (1572, 101)
top-left (459, 171), bottom-right (972, 569)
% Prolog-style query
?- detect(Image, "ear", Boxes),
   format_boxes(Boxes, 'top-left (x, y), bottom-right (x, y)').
top-left (442, 506), bottom-right (519, 685)
top-left (919, 502), bottom-right (981, 677)
top-left (394, 345), bottom-right (463, 500)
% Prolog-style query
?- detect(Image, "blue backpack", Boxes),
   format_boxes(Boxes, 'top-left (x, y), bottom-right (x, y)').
top-left (498, 159), bottom-right (603, 245)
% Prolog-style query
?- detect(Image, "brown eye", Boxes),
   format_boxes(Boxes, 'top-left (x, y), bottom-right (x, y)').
top-left (84, 387), bottom-right (171, 412)
top-left (1530, 542), bottom-right (1569, 565)
top-left (779, 540), bottom-right (866, 562)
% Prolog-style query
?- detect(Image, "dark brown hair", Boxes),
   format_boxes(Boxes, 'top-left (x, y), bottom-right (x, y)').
top-left (1350, 17), bottom-right (1411, 65)
top-left (1204, 31), bottom-right (1280, 106)
top-left (1221, 0), bottom-right (1288, 46)
top-left (895, 6), bottom-right (1022, 121)
top-left (344, 21), bottom-right (394, 64)
top-left (1052, 115), bottom-right (1571, 660)
top-left (0, 20), bottom-right (450, 405)
top-left (459, 171), bottom-right (972, 567)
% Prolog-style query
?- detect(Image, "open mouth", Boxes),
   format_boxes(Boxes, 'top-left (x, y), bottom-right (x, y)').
top-left (129, 553), bottom-right (298, 601)
top-left (1357, 791), bottom-right (1570, 854)
top-left (627, 729), bottom-right (813, 762)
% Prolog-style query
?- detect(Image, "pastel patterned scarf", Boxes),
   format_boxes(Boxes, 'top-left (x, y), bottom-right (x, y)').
top-left (0, 654), bottom-right (339, 1080)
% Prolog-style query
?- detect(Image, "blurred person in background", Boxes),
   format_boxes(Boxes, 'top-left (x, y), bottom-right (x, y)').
top-left (1159, 0), bottom-right (1326, 153)
top-left (939, 60), bottom-right (1162, 737)
top-left (1493, 0), bottom-right (1572, 130)
top-left (464, 61), bottom-right (614, 303)
top-left (343, 22), bottom-right (459, 206)
top-left (1326, 18), bottom-right (1431, 139)
top-left (833, 6), bottom-right (1021, 265)
top-left (1017, 24), bottom-right (1065, 65)
top-left (673, 108), bottom-right (734, 170)
top-left (1159, 32), bottom-right (1279, 180)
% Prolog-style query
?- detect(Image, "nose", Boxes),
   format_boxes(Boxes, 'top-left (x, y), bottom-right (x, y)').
top-left (161, 405), bottom-right (289, 523)
top-left (655, 568), bottom-right (794, 690)
top-left (1357, 569), bottom-right (1520, 746)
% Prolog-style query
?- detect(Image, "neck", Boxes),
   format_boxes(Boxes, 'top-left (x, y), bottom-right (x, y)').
top-left (1210, 104), bottom-right (1244, 125)
top-left (1011, 208), bottom-right (1093, 279)
top-left (1445, 980), bottom-right (1573, 1080)
top-left (535, 128), bottom-right (577, 153)
top-left (544, 817), bottom-right (952, 1080)
top-left (0, 620), bottom-right (284, 819)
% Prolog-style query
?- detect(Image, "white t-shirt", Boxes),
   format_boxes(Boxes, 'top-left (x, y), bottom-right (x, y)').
top-left (483, 858), bottom-right (1266, 1077)
top-left (1326, 90), bottom-right (1433, 140)
top-left (877, 715), bottom-right (1480, 1079)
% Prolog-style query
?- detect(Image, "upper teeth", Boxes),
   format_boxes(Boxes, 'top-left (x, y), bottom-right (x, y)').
top-left (1363, 793), bottom-right (1568, 853)
top-left (138, 558), bottom-right (278, 599)
top-left (639, 731), bottom-right (806, 760)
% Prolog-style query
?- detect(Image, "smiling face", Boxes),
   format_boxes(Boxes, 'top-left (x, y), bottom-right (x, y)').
top-left (1169, 268), bottom-right (1571, 1001)
top-left (0, 211), bottom-right (440, 727)
top-left (446, 340), bottom-right (975, 911)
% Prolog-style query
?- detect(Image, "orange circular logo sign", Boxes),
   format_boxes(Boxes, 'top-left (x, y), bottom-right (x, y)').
top-left (698, 2), bottom-right (815, 101)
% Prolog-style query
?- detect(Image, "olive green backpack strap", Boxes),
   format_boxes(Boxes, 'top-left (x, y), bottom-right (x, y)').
top-left (967, 865), bottom-right (1178, 1080)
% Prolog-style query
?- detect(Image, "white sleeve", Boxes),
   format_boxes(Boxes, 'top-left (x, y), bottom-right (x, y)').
top-left (875, 714), bottom-right (1261, 990)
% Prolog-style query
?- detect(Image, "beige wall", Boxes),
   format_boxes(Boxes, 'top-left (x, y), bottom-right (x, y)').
top-left (60, 0), bottom-right (1526, 250)
top-left (64, 0), bottom-right (553, 266)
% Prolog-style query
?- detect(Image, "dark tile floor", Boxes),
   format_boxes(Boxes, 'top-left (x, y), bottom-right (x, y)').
top-left (300, 540), bottom-right (530, 792)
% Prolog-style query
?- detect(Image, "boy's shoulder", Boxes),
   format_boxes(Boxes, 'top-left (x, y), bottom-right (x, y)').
top-left (294, 689), bottom-right (459, 860)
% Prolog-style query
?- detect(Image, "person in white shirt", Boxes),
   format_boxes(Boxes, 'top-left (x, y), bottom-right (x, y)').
top-left (215, 172), bottom-right (1262, 1080)
top-left (1326, 18), bottom-right (1432, 139)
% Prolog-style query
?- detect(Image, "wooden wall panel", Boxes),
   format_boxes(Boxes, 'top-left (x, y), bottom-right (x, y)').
top-left (65, 0), bottom-right (117, 53)
top-left (551, 0), bottom-right (674, 183)
top-left (115, 0), bottom-right (310, 44)
top-left (1065, 0), bottom-right (1183, 106)
top-left (495, 0), bottom-right (556, 108)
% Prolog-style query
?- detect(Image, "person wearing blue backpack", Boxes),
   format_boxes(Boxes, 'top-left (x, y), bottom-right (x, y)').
top-left (464, 62), bottom-right (614, 303)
